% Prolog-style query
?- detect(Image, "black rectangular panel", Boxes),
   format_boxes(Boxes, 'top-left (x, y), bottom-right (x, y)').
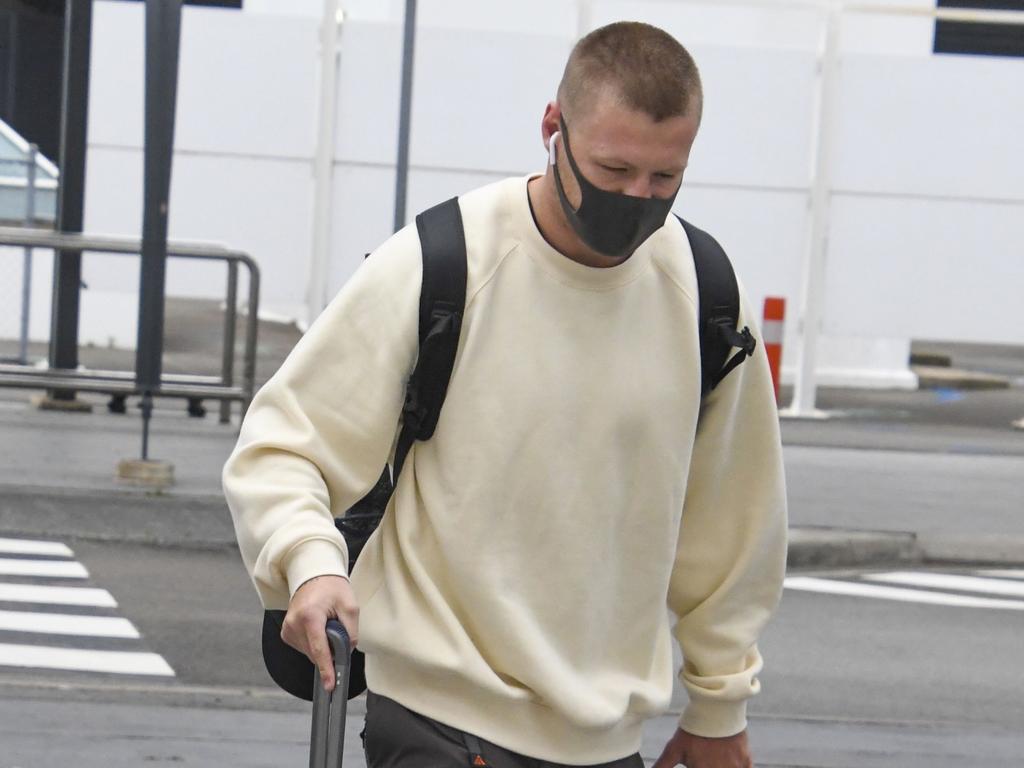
top-left (935, 0), bottom-right (1024, 58)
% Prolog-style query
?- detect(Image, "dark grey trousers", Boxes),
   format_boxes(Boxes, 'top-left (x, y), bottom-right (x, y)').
top-left (362, 691), bottom-right (644, 768)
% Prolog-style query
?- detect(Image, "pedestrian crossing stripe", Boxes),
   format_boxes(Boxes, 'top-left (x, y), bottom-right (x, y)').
top-left (0, 583), bottom-right (117, 607)
top-left (0, 538), bottom-right (74, 557)
top-left (977, 569), bottom-right (1024, 581)
top-left (0, 643), bottom-right (174, 676)
top-left (0, 558), bottom-right (89, 579)
top-left (0, 609), bottom-right (140, 638)
top-left (863, 571), bottom-right (1024, 598)
top-left (785, 569), bottom-right (1024, 611)
top-left (0, 537), bottom-right (175, 678)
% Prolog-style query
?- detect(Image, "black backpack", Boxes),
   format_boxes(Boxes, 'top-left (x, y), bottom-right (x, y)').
top-left (261, 198), bottom-right (756, 701)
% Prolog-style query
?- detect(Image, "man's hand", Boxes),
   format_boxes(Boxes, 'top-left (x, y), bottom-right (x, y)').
top-left (281, 574), bottom-right (359, 693)
top-left (651, 727), bottom-right (752, 768)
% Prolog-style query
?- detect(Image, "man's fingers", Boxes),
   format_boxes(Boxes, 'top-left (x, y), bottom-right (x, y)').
top-left (337, 606), bottom-right (359, 650)
top-left (279, 613), bottom-right (336, 692)
top-left (307, 628), bottom-right (336, 693)
top-left (279, 614), bottom-right (308, 655)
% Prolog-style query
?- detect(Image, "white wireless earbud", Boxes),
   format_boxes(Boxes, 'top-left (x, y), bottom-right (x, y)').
top-left (548, 131), bottom-right (560, 166)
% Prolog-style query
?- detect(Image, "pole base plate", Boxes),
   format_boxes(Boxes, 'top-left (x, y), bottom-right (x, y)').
top-left (116, 459), bottom-right (175, 488)
top-left (31, 394), bottom-right (94, 413)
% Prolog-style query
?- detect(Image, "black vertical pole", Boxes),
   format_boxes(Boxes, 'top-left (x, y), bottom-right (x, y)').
top-left (137, 0), bottom-right (182, 459)
top-left (393, 0), bottom-right (416, 233)
top-left (48, 0), bottom-right (92, 400)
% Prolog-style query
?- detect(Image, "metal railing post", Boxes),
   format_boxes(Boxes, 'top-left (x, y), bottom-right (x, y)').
top-left (49, 0), bottom-right (94, 399)
top-left (241, 257), bottom-right (260, 419)
top-left (0, 227), bottom-right (260, 417)
top-left (393, 0), bottom-right (417, 233)
top-left (220, 259), bottom-right (238, 424)
top-left (19, 146), bottom-right (38, 364)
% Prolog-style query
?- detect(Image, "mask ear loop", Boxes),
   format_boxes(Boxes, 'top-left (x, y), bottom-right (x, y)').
top-left (548, 131), bottom-right (560, 166)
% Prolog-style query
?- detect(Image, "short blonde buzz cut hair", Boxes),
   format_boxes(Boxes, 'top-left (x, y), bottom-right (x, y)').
top-left (557, 21), bottom-right (703, 123)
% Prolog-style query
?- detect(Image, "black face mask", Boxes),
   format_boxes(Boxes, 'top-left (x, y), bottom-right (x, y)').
top-left (550, 116), bottom-right (680, 259)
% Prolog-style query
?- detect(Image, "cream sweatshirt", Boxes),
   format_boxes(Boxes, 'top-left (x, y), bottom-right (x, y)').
top-left (223, 175), bottom-right (787, 764)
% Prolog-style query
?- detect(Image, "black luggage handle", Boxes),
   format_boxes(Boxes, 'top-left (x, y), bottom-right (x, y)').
top-left (310, 620), bottom-right (352, 768)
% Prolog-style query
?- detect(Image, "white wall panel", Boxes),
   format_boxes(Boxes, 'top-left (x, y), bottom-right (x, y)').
top-left (175, 10), bottom-right (319, 158)
top-left (839, 1), bottom-right (935, 56)
top-left (406, 168), bottom-right (513, 222)
top-left (328, 164), bottom-right (395, 299)
top-left (409, 27), bottom-right (568, 174)
top-left (326, 164), bottom-right (509, 304)
top-left (83, 147), bottom-right (143, 246)
top-left (0, 246), bottom-right (52, 345)
top-left (685, 46), bottom-right (818, 189)
top-left (825, 194), bottom-right (1024, 344)
top-left (91, 2), bottom-right (319, 158)
top-left (334, 22), bottom-right (401, 164)
top-left (591, 1), bottom-right (821, 51)
top-left (81, 255), bottom-right (140, 352)
top-left (833, 54), bottom-right (1024, 200)
top-left (592, 0), bottom-right (936, 56)
top-left (84, 147), bottom-right (312, 319)
top-left (416, 0), bottom-right (578, 35)
top-left (335, 21), bottom-right (568, 174)
top-left (166, 154), bottom-right (313, 319)
top-left (246, 0), bottom-right (324, 18)
top-left (89, 3), bottom-right (145, 148)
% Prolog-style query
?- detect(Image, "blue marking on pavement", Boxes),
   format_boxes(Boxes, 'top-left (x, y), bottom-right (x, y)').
top-left (933, 388), bottom-right (965, 403)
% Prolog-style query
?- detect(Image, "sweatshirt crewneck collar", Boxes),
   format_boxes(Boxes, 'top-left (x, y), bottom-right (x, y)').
top-left (514, 174), bottom-right (655, 291)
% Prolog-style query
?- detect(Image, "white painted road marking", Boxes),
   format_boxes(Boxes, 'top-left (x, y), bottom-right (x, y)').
top-left (0, 643), bottom-right (174, 676)
top-left (864, 571), bottom-right (1024, 598)
top-left (784, 576), bottom-right (1024, 611)
top-left (0, 538), bottom-right (74, 557)
top-left (0, 537), bottom-right (175, 678)
top-left (976, 569), bottom-right (1024, 581)
top-left (0, 610), bottom-right (140, 639)
top-left (0, 558), bottom-right (89, 579)
top-left (0, 583), bottom-right (117, 607)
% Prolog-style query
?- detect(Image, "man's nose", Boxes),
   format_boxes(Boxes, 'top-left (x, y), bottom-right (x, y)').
top-left (622, 176), bottom-right (655, 198)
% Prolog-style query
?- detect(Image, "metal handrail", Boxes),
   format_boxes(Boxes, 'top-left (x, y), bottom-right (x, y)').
top-left (0, 226), bottom-right (260, 421)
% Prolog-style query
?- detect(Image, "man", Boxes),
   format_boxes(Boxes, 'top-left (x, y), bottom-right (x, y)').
top-left (224, 20), bottom-right (787, 768)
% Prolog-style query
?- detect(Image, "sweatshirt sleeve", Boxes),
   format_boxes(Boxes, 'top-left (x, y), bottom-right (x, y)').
top-left (667, 287), bottom-right (788, 738)
top-left (222, 226), bottom-right (422, 609)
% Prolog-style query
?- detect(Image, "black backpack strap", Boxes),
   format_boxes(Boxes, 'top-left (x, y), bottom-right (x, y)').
top-left (677, 216), bottom-right (756, 397)
top-left (393, 197), bottom-right (467, 479)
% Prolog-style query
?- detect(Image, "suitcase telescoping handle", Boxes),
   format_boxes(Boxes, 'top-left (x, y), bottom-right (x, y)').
top-left (310, 620), bottom-right (352, 768)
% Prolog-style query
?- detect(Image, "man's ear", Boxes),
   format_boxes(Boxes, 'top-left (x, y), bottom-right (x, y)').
top-left (541, 101), bottom-right (561, 151)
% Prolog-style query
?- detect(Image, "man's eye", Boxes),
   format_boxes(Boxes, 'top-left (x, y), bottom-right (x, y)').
top-left (656, 172), bottom-right (678, 180)
top-left (601, 165), bottom-right (628, 173)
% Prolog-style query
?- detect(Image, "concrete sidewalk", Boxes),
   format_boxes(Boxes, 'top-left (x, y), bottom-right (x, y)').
top-left (0, 388), bottom-right (1021, 570)
top-left (1, 303), bottom-right (1022, 570)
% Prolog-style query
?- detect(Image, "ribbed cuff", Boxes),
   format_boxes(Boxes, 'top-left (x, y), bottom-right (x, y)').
top-left (679, 697), bottom-right (748, 739)
top-left (282, 538), bottom-right (349, 600)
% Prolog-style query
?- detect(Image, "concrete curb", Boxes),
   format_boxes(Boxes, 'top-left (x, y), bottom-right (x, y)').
top-left (0, 485), bottom-right (237, 549)
top-left (2, 485), bottom-right (1023, 570)
top-left (787, 528), bottom-right (919, 570)
top-left (911, 365), bottom-right (1010, 391)
top-left (788, 526), bottom-right (1024, 570)
top-left (914, 532), bottom-right (1024, 565)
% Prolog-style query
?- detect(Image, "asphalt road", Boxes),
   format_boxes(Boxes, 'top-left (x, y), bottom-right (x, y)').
top-left (784, 445), bottom-right (1024, 535)
top-left (2, 541), bottom-right (1023, 767)
top-left (43, 541), bottom-right (1024, 731)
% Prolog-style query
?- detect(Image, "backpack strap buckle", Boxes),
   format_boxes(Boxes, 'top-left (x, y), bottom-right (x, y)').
top-left (707, 322), bottom-right (757, 391)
